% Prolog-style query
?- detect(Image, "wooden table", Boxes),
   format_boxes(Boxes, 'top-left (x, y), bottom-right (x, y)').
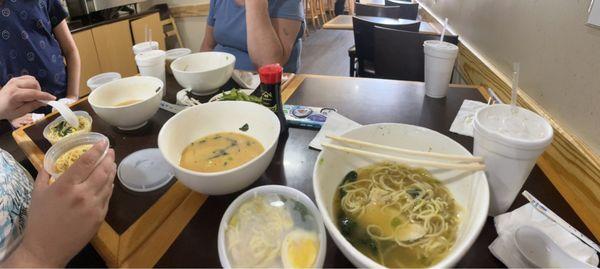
top-left (324, 15), bottom-right (438, 33)
top-left (16, 74), bottom-right (594, 267)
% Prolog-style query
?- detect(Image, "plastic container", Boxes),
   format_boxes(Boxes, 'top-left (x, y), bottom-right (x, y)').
top-left (43, 111), bottom-right (93, 144)
top-left (423, 40), bottom-right (459, 98)
top-left (136, 50), bottom-right (167, 96)
top-left (217, 185), bottom-right (326, 268)
top-left (473, 104), bottom-right (553, 215)
top-left (166, 48), bottom-right (192, 74)
top-left (132, 41), bottom-right (159, 55)
top-left (44, 132), bottom-right (110, 180)
top-left (87, 72), bottom-right (121, 91)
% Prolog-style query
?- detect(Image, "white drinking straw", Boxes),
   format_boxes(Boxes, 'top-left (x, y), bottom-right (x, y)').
top-left (149, 28), bottom-right (153, 42)
top-left (511, 62), bottom-right (520, 113)
top-left (440, 18), bottom-right (448, 41)
top-left (144, 25), bottom-right (148, 42)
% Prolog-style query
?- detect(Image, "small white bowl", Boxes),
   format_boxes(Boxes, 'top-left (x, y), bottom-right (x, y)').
top-left (313, 123), bottom-right (490, 268)
top-left (87, 72), bottom-right (121, 91)
top-left (166, 48), bottom-right (192, 74)
top-left (218, 185), bottom-right (327, 268)
top-left (158, 101), bottom-right (280, 195)
top-left (171, 52), bottom-right (235, 95)
top-left (44, 132), bottom-right (109, 180)
top-left (88, 76), bottom-right (163, 130)
top-left (43, 111), bottom-right (93, 144)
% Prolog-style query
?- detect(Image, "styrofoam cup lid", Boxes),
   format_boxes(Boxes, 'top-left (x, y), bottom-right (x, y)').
top-left (118, 148), bottom-right (174, 192)
top-left (136, 50), bottom-right (166, 66)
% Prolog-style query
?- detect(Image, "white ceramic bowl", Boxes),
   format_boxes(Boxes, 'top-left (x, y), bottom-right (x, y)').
top-left (170, 52), bottom-right (235, 95)
top-left (158, 101), bottom-right (280, 195)
top-left (88, 76), bottom-right (163, 130)
top-left (313, 123), bottom-right (490, 268)
top-left (217, 185), bottom-right (327, 268)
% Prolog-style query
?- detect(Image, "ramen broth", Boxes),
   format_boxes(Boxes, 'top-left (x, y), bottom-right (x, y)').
top-left (180, 132), bottom-right (264, 173)
top-left (115, 99), bottom-right (142, 107)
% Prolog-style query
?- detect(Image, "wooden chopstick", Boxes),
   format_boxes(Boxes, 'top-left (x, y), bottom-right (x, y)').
top-left (326, 135), bottom-right (483, 163)
top-left (322, 143), bottom-right (486, 171)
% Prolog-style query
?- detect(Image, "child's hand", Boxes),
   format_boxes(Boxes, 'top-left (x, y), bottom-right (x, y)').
top-left (10, 114), bottom-right (34, 128)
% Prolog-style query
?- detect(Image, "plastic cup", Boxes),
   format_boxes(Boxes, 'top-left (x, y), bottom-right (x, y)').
top-left (132, 41), bottom-right (159, 55)
top-left (87, 72), bottom-right (121, 91)
top-left (473, 104), bottom-right (553, 215)
top-left (423, 40), bottom-right (459, 98)
top-left (165, 48), bottom-right (192, 74)
top-left (44, 132), bottom-right (110, 181)
top-left (135, 50), bottom-right (167, 96)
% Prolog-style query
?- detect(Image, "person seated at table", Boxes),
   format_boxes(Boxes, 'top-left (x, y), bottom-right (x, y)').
top-left (0, 0), bottom-right (82, 128)
top-left (200, 0), bottom-right (305, 73)
top-left (0, 76), bottom-right (116, 267)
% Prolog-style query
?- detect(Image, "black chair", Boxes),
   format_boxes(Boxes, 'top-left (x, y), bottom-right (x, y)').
top-left (352, 16), bottom-right (421, 77)
top-left (383, 1), bottom-right (419, 20)
top-left (355, 3), bottom-right (406, 19)
top-left (373, 26), bottom-right (459, 82)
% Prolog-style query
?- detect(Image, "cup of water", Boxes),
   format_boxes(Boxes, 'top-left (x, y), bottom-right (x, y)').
top-left (423, 40), bottom-right (459, 98)
top-left (473, 104), bottom-right (553, 215)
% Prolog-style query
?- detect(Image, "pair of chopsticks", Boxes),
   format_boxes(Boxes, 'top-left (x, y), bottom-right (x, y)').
top-left (322, 135), bottom-right (485, 171)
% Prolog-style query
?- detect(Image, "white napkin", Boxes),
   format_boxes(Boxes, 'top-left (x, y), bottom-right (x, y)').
top-left (309, 112), bottom-right (361, 150)
top-left (449, 100), bottom-right (488, 137)
top-left (232, 70), bottom-right (260, 90)
top-left (31, 113), bottom-right (45, 122)
top-left (489, 203), bottom-right (599, 268)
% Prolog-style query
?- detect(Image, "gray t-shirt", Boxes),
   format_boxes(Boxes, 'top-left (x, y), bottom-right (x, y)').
top-left (0, 149), bottom-right (32, 261)
top-left (207, 0), bottom-right (305, 73)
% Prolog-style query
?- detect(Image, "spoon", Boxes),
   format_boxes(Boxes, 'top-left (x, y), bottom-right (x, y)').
top-left (515, 226), bottom-right (596, 268)
top-left (41, 100), bottom-right (79, 127)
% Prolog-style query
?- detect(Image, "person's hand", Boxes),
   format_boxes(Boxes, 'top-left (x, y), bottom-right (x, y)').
top-left (9, 141), bottom-right (116, 267)
top-left (0, 76), bottom-right (55, 120)
top-left (10, 113), bottom-right (34, 128)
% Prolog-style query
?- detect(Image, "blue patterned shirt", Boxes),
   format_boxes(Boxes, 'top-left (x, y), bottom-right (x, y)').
top-left (0, 149), bottom-right (32, 261)
top-left (0, 0), bottom-right (69, 98)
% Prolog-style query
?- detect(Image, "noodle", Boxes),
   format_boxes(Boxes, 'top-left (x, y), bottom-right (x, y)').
top-left (54, 144), bottom-right (93, 174)
top-left (335, 161), bottom-right (460, 268)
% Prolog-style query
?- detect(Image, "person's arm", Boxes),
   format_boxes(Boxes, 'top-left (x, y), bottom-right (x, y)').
top-left (245, 0), bottom-right (301, 68)
top-left (200, 25), bottom-right (217, 52)
top-left (53, 20), bottom-right (81, 100)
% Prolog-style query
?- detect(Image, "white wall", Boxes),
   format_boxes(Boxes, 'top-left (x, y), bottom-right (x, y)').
top-left (419, 0), bottom-right (600, 154)
top-left (140, 0), bottom-right (209, 51)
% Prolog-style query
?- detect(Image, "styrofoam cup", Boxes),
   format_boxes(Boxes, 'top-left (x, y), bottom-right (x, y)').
top-left (423, 40), bottom-right (459, 98)
top-left (132, 41), bottom-right (159, 55)
top-left (473, 104), bottom-right (553, 215)
top-left (135, 50), bottom-right (166, 96)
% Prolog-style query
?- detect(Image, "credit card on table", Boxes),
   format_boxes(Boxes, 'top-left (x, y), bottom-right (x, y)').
top-left (284, 105), bottom-right (337, 129)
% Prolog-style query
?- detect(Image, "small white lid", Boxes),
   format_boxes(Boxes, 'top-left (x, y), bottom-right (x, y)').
top-left (166, 48), bottom-right (192, 60)
top-left (424, 40), bottom-right (459, 59)
top-left (118, 148), bottom-right (174, 192)
top-left (135, 50), bottom-right (166, 66)
top-left (474, 104), bottom-right (553, 150)
top-left (87, 72), bottom-right (121, 90)
top-left (133, 41), bottom-right (159, 55)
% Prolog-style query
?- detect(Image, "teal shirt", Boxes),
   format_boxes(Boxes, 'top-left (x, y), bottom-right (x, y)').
top-left (207, 0), bottom-right (305, 73)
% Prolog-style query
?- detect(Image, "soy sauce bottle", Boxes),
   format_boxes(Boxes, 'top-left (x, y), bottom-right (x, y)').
top-left (258, 64), bottom-right (288, 135)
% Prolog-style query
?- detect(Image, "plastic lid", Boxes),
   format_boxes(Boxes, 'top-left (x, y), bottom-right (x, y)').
top-left (166, 48), bottom-right (192, 60)
top-left (135, 50), bottom-right (166, 66)
top-left (423, 40), bottom-right (459, 51)
top-left (474, 104), bottom-right (553, 149)
top-left (87, 72), bottom-right (121, 90)
top-left (258, 63), bottom-right (283, 84)
top-left (118, 148), bottom-right (174, 192)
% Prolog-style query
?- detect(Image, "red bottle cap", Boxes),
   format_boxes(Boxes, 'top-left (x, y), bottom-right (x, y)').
top-left (258, 63), bottom-right (283, 84)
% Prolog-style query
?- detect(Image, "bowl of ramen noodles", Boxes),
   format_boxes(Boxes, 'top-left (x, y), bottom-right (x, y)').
top-left (88, 76), bottom-right (163, 130)
top-left (158, 101), bottom-right (280, 195)
top-left (44, 132), bottom-right (110, 181)
top-left (43, 111), bottom-right (93, 144)
top-left (313, 123), bottom-right (489, 268)
top-left (218, 185), bottom-right (327, 268)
